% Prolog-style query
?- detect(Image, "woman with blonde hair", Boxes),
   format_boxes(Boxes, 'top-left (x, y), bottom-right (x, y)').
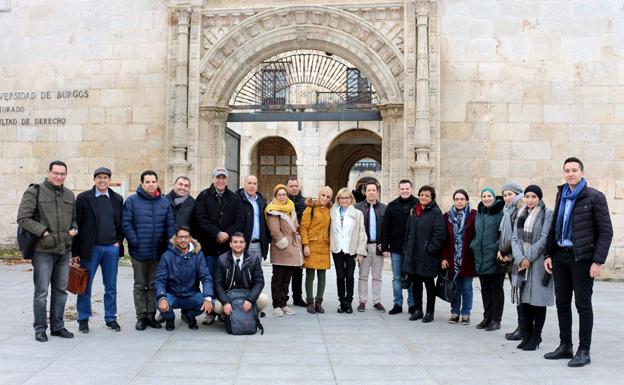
top-left (266, 184), bottom-right (304, 317)
top-left (330, 188), bottom-right (367, 313)
top-left (299, 186), bottom-right (333, 314)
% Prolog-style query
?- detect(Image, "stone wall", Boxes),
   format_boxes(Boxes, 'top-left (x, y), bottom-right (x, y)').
top-left (438, 0), bottom-right (624, 270)
top-left (0, 0), bottom-right (169, 245)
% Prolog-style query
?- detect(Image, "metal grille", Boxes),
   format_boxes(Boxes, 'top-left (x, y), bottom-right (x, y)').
top-left (230, 50), bottom-right (377, 109)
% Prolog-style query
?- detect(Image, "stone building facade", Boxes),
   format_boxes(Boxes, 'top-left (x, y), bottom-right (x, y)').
top-left (0, 0), bottom-right (622, 271)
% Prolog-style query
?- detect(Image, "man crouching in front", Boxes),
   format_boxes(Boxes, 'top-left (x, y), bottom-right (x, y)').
top-left (154, 226), bottom-right (214, 331)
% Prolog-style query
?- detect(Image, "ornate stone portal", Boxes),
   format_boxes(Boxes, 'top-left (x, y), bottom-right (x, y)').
top-left (166, 1), bottom-right (440, 200)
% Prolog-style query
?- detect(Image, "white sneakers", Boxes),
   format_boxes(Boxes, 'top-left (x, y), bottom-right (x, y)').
top-left (272, 306), bottom-right (296, 317)
top-left (281, 306), bottom-right (295, 315)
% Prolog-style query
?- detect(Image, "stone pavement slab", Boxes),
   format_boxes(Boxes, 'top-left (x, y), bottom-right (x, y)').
top-left (1, 262), bottom-right (623, 385)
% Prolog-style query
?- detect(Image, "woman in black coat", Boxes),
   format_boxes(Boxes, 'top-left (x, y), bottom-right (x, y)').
top-left (402, 185), bottom-right (446, 323)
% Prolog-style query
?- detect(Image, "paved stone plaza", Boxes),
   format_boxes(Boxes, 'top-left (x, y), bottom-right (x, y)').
top-left (1, 262), bottom-right (622, 385)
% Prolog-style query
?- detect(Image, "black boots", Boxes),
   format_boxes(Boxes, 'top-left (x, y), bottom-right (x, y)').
top-left (314, 299), bottom-right (325, 314)
top-left (505, 325), bottom-right (524, 340)
top-left (568, 349), bottom-right (591, 367)
top-left (306, 300), bottom-right (316, 314)
top-left (544, 344), bottom-right (574, 360)
top-left (521, 329), bottom-right (542, 351)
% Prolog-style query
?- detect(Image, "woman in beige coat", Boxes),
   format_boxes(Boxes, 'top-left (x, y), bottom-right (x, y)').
top-left (266, 184), bottom-right (303, 317)
top-left (330, 188), bottom-right (367, 314)
top-left (300, 186), bottom-right (333, 314)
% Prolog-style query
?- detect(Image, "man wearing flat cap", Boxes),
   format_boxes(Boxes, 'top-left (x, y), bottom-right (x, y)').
top-left (72, 167), bottom-right (125, 333)
top-left (193, 167), bottom-right (244, 276)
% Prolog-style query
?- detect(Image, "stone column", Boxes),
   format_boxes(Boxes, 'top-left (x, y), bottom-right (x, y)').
top-left (198, 105), bottom-right (230, 188)
top-left (170, 8), bottom-right (192, 179)
top-left (379, 103), bottom-right (404, 203)
top-left (412, 0), bottom-right (433, 187)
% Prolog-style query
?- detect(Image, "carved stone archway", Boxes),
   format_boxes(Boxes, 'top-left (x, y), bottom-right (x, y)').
top-left (165, 2), bottom-right (440, 193)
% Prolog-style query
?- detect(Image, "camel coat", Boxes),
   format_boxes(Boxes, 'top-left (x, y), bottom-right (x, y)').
top-left (266, 209), bottom-right (304, 267)
top-left (300, 199), bottom-right (331, 270)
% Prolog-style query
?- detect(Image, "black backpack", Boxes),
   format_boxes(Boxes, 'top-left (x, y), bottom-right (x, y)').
top-left (225, 288), bottom-right (264, 335)
top-left (16, 184), bottom-right (40, 260)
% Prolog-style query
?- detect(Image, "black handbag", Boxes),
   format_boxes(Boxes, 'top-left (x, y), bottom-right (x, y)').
top-left (435, 270), bottom-right (458, 303)
top-left (400, 272), bottom-right (412, 289)
top-left (16, 184), bottom-right (40, 260)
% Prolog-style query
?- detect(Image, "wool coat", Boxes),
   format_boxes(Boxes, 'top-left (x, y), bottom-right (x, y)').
top-left (165, 190), bottom-right (196, 230)
top-left (512, 203), bottom-right (554, 307)
top-left (402, 201), bottom-right (446, 278)
top-left (72, 186), bottom-right (125, 260)
top-left (441, 208), bottom-right (478, 278)
top-left (299, 198), bottom-right (332, 270)
top-left (471, 198), bottom-right (505, 275)
top-left (267, 209), bottom-right (303, 267)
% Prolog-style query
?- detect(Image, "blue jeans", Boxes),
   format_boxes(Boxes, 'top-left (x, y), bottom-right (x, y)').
top-left (161, 292), bottom-right (205, 320)
top-left (390, 252), bottom-right (414, 307)
top-left (32, 252), bottom-right (69, 332)
top-left (77, 244), bottom-right (119, 322)
top-left (450, 276), bottom-right (473, 316)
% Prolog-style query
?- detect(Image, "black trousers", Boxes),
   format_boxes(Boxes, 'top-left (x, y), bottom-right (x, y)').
top-left (272, 265), bottom-right (295, 308)
top-left (479, 273), bottom-right (505, 322)
top-left (290, 266), bottom-right (304, 300)
top-left (552, 248), bottom-right (594, 350)
top-left (521, 303), bottom-right (547, 332)
top-left (333, 252), bottom-right (356, 304)
top-left (412, 274), bottom-right (436, 314)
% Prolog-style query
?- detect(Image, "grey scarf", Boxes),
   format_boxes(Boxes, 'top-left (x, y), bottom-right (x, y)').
top-left (173, 194), bottom-right (190, 206)
top-left (499, 193), bottom-right (523, 255)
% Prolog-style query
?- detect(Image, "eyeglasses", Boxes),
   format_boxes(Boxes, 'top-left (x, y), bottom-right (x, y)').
top-left (50, 171), bottom-right (67, 177)
top-left (338, 196), bottom-right (351, 200)
top-left (176, 235), bottom-right (190, 240)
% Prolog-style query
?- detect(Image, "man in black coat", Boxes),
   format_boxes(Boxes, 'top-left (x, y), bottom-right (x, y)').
top-left (286, 176), bottom-right (307, 307)
top-left (238, 175), bottom-right (269, 260)
top-left (213, 233), bottom-right (268, 317)
top-left (71, 167), bottom-right (124, 334)
top-left (165, 176), bottom-right (196, 229)
top-left (381, 179), bottom-right (419, 315)
top-left (544, 157), bottom-right (613, 367)
top-left (193, 167), bottom-right (244, 274)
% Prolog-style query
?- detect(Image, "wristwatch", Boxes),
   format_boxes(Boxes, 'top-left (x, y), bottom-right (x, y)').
top-left (205, 296), bottom-right (213, 303)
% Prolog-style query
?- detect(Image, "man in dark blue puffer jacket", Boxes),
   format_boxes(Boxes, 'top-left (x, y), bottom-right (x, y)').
top-left (122, 170), bottom-right (175, 331)
top-left (155, 226), bottom-right (214, 331)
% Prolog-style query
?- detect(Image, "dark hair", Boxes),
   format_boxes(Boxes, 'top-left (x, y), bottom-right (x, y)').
top-left (398, 179), bottom-right (412, 187)
top-left (285, 176), bottom-right (299, 185)
top-left (364, 180), bottom-right (379, 191)
top-left (563, 157), bottom-right (584, 171)
top-left (48, 160), bottom-right (67, 171)
top-left (140, 170), bottom-right (158, 182)
top-left (230, 232), bottom-right (245, 241)
top-left (174, 176), bottom-right (190, 185)
top-left (175, 226), bottom-right (192, 235)
top-left (418, 185), bottom-right (436, 201)
top-left (452, 189), bottom-right (469, 201)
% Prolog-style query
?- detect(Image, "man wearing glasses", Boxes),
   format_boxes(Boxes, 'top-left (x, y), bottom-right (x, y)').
top-left (17, 160), bottom-right (78, 342)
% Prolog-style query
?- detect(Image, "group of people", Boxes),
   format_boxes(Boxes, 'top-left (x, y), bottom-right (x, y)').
top-left (16, 157), bottom-right (612, 368)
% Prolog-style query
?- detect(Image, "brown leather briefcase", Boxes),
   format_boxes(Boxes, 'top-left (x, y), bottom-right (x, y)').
top-left (68, 262), bottom-right (88, 295)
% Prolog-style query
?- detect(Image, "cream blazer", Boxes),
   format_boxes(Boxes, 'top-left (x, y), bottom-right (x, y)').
top-left (330, 205), bottom-right (368, 256)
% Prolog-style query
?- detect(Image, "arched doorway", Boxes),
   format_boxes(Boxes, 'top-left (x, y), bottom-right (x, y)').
top-left (325, 129), bottom-right (382, 196)
top-left (250, 137), bottom-right (297, 199)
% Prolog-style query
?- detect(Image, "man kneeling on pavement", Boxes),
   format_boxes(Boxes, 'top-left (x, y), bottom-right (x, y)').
top-left (214, 232), bottom-right (268, 318)
top-left (154, 226), bottom-right (214, 331)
